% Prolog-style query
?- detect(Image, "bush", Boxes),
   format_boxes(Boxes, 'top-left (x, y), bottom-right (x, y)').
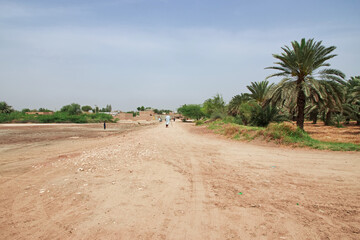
top-left (250, 105), bottom-right (288, 127)
top-left (265, 122), bottom-right (306, 141)
top-left (210, 110), bottom-right (226, 120)
top-left (195, 119), bottom-right (205, 125)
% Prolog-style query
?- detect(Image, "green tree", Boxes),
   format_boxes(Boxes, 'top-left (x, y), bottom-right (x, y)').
top-left (60, 103), bottom-right (82, 115)
top-left (343, 76), bottom-right (360, 125)
top-left (266, 38), bottom-right (345, 130)
top-left (227, 93), bottom-right (252, 116)
top-left (0, 101), bottom-right (14, 114)
top-left (202, 94), bottom-right (226, 118)
top-left (177, 104), bottom-right (204, 120)
top-left (81, 105), bottom-right (93, 112)
top-left (303, 80), bottom-right (345, 125)
top-left (137, 106), bottom-right (145, 111)
top-left (247, 80), bottom-right (274, 104)
top-left (238, 102), bottom-right (254, 125)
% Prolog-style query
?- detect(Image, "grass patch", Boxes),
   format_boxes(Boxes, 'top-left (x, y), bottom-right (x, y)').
top-left (204, 120), bottom-right (360, 151)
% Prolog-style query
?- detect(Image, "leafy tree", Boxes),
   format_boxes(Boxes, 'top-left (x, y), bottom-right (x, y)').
top-left (266, 38), bottom-right (345, 130)
top-left (202, 94), bottom-right (226, 118)
top-left (247, 80), bottom-right (274, 104)
top-left (238, 102), bottom-right (254, 126)
top-left (228, 93), bottom-right (252, 116)
top-left (137, 106), bottom-right (145, 111)
top-left (0, 101), bottom-right (14, 114)
top-left (60, 103), bottom-right (82, 115)
top-left (177, 104), bottom-right (204, 120)
top-left (81, 105), bottom-right (93, 112)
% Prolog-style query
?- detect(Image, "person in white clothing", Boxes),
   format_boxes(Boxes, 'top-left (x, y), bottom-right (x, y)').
top-left (165, 115), bottom-right (171, 128)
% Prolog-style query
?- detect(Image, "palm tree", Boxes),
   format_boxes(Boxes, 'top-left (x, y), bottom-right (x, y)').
top-left (266, 38), bottom-right (345, 130)
top-left (246, 80), bottom-right (274, 104)
top-left (343, 76), bottom-right (360, 125)
top-left (227, 93), bottom-right (252, 116)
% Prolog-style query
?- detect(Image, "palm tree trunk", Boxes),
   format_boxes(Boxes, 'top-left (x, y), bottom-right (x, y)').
top-left (325, 111), bottom-right (332, 126)
top-left (296, 89), bottom-right (306, 130)
top-left (310, 110), bottom-right (318, 124)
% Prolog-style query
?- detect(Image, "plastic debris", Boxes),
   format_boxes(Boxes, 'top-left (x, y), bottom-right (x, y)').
top-left (238, 192), bottom-right (243, 195)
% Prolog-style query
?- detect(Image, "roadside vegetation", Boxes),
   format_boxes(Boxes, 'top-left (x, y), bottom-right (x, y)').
top-left (201, 119), bottom-right (359, 151)
top-left (0, 102), bottom-right (115, 123)
top-left (178, 38), bottom-right (360, 151)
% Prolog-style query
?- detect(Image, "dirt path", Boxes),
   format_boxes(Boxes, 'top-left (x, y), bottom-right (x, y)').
top-left (0, 122), bottom-right (359, 239)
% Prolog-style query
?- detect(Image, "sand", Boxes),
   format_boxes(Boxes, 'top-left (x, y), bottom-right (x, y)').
top-left (0, 122), bottom-right (359, 239)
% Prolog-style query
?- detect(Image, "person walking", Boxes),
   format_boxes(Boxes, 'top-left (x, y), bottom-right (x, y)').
top-left (165, 115), bottom-right (171, 128)
top-left (103, 121), bottom-right (106, 130)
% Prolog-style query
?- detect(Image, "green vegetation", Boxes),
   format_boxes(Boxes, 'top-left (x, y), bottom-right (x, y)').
top-left (60, 103), bottom-right (82, 115)
top-left (0, 101), bottom-right (14, 114)
top-left (81, 105), bottom-right (93, 112)
top-left (266, 38), bottom-right (345, 130)
top-left (0, 102), bottom-right (115, 123)
top-left (100, 104), bottom-right (112, 112)
top-left (202, 94), bottom-right (226, 118)
top-left (178, 104), bottom-right (204, 120)
top-left (153, 109), bottom-right (172, 114)
top-left (205, 119), bottom-right (359, 151)
top-left (0, 111), bottom-right (114, 124)
top-left (177, 38), bottom-right (359, 151)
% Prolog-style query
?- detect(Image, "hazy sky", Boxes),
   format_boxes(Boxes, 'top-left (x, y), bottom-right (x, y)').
top-left (1, 0), bottom-right (359, 111)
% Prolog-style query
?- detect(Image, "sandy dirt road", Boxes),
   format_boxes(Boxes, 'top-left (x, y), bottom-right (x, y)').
top-left (0, 122), bottom-right (359, 239)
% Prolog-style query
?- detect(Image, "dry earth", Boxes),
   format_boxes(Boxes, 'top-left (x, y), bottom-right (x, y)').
top-left (0, 122), bottom-right (359, 239)
top-left (304, 122), bottom-right (360, 144)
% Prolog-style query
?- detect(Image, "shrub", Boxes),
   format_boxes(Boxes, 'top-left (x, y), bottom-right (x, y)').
top-left (250, 104), bottom-right (288, 127)
top-left (265, 122), bottom-right (306, 141)
top-left (210, 110), bottom-right (226, 120)
top-left (195, 120), bottom-right (205, 125)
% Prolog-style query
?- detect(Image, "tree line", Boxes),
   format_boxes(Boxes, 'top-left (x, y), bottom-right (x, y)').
top-left (178, 38), bottom-right (360, 130)
top-left (0, 102), bottom-right (114, 123)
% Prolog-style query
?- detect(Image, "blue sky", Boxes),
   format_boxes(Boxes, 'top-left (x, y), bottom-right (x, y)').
top-left (1, 0), bottom-right (359, 111)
